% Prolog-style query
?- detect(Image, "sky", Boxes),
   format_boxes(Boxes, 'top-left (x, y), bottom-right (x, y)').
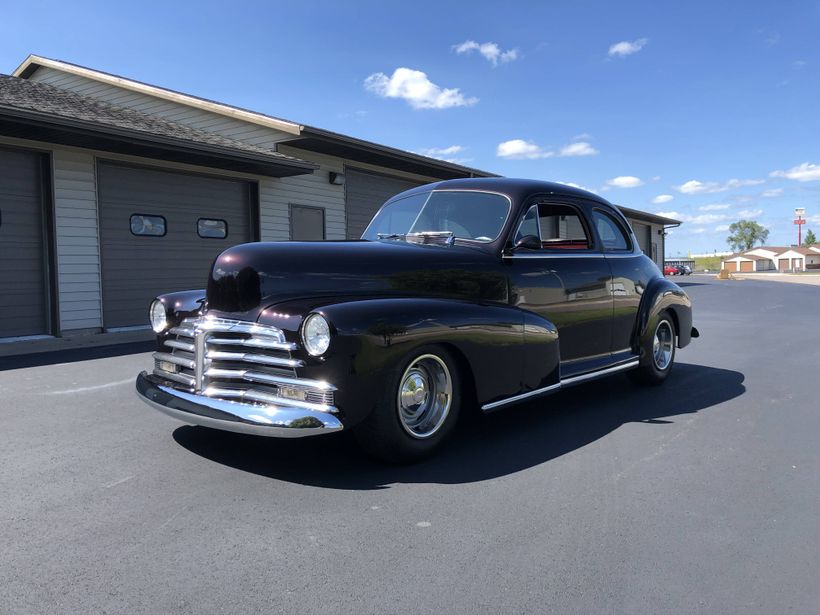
top-left (2, 0), bottom-right (820, 256)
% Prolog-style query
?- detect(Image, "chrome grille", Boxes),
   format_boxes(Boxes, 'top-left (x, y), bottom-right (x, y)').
top-left (153, 316), bottom-right (336, 412)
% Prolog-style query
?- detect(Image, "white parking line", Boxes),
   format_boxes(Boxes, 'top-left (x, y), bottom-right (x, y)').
top-left (47, 377), bottom-right (134, 395)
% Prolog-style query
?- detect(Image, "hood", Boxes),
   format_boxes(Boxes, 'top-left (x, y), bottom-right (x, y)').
top-left (205, 240), bottom-right (508, 315)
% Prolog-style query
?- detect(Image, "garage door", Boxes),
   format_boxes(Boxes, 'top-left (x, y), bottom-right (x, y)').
top-left (740, 261), bottom-right (753, 272)
top-left (778, 258), bottom-right (789, 272)
top-left (345, 168), bottom-right (421, 239)
top-left (0, 147), bottom-right (48, 338)
top-left (630, 221), bottom-right (651, 257)
top-left (98, 163), bottom-right (253, 329)
top-left (724, 262), bottom-right (737, 272)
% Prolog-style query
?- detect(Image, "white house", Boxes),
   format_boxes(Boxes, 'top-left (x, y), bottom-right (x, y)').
top-left (722, 246), bottom-right (820, 272)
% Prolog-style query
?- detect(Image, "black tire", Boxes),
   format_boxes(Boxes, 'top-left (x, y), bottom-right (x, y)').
top-left (629, 310), bottom-right (676, 385)
top-left (353, 345), bottom-right (461, 464)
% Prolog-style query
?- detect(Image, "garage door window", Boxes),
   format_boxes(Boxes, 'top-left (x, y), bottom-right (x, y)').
top-left (291, 205), bottom-right (325, 240)
top-left (130, 214), bottom-right (166, 237)
top-left (198, 218), bottom-right (228, 239)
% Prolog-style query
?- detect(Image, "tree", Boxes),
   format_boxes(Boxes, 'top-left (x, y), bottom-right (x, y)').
top-left (727, 219), bottom-right (769, 252)
top-left (803, 229), bottom-right (818, 246)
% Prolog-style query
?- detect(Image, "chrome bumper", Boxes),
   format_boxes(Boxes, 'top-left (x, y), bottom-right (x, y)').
top-left (136, 371), bottom-right (343, 438)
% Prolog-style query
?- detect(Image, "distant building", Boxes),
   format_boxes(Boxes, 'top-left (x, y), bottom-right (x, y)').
top-left (721, 246), bottom-right (820, 272)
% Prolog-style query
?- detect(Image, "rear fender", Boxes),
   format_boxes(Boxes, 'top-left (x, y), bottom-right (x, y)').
top-left (636, 278), bottom-right (694, 351)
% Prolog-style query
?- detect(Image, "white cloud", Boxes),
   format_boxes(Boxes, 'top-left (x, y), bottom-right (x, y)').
top-left (497, 138), bottom-right (598, 159)
top-left (652, 194), bottom-right (674, 204)
top-left (557, 181), bottom-right (597, 193)
top-left (770, 162), bottom-right (820, 182)
top-left (364, 68), bottom-right (478, 109)
top-left (416, 145), bottom-right (471, 164)
top-left (606, 176), bottom-right (644, 188)
top-left (657, 211), bottom-right (731, 225)
top-left (715, 224), bottom-right (731, 232)
top-left (454, 40), bottom-right (519, 66)
top-left (674, 178), bottom-right (765, 194)
top-left (691, 228), bottom-right (707, 234)
top-left (737, 208), bottom-right (763, 219)
top-left (559, 141), bottom-right (598, 157)
top-left (809, 214), bottom-right (820, 224)
top-left (699, 203), bottom-right (731, 211)
top-left (761, 188), bottom-right (783, 197)
top-left (497, 139), bottom-right (553, 159)
top-left (608, 38), bottom-right (648, 57)
top-left (572, 133), bottom-right (593, 141)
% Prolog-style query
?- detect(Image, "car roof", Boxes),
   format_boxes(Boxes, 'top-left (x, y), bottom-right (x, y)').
top-left (393, 177), bottom-right (611, 206)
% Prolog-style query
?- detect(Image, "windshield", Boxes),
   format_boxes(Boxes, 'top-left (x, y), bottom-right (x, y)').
top-left (362, 190), bottom-right (510, 243)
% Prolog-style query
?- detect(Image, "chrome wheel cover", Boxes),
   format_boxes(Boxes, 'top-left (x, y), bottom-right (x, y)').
top-left (397, 354), bottom-right (453, 439)
top-left (652, 320), bottom-right (674, 371)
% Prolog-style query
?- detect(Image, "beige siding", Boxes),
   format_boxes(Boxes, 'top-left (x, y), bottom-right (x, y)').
top-left (29, 66), bottom-right (293, 148)
top-left (272, 145), bottom-right (440, 241)
top-left (52, 149), bottom-right (102, 330)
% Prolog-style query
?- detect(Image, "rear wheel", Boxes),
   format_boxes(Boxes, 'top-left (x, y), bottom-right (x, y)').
top-left (353, 346), bottom-right (461, 463)
top-left (629, 311), bottom-right (676, 385)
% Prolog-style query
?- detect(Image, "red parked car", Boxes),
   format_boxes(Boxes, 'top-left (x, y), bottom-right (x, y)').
top-left (663, 265), bottom-right (678, 276)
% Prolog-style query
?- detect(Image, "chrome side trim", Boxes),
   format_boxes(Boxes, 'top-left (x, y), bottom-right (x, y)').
top-left (481, 358), bottom-right (640, 412)
top-left (206, 349), bottom-right (305, 368)
top-left (502, 252), bottom-right (640, 260)
top-left (482, 383), bottom-right (562, 412)
top-left (560, 359), bottom-right (639, 387)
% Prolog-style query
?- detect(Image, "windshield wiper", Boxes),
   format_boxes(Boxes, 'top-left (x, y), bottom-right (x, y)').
top-left (376, 233), bottom-right (406, 240)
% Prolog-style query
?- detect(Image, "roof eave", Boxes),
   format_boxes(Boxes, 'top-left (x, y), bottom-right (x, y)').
top-left (0, 105), bottom-right (316, 177)
top-left (292, 125), bottom-right (500, 180)
top-left (12, 54), bottom-right (304, 136)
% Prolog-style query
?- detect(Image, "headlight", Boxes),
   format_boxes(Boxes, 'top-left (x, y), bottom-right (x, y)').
top-left (302, 313), bottom-right (331, 356)
top-left (150, 299), bottom-right (168, 333)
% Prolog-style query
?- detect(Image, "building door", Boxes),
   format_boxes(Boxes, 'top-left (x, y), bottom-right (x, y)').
top-left (97, 163), bottom-right (253, 329)
top-left (778, 258), bottom-right (789, 272)
top-left (344, 168), bottom-right (421, 239)
top-left (0, 147), bottom-right (49, 338)
top-left (740, 261), bottom-right (753, 272)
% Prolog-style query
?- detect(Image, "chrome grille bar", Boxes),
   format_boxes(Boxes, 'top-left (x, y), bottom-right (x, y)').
top-left (154, 351), bottom-right (195, 370)
top-left (206, 367), bottom-right (336, 393)
top-left (164, 339), bottom-right (195, 352)
top-left (203, 386), bottom-right (336, 413)
top-left (207, 336), bottom-right (297, 351)
top-left (206, 350), bottom-right (305, 368)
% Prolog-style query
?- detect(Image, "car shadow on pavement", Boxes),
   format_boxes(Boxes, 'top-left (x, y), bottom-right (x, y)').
top-left (172, 362), bottom-right (745, 489)
top-left (0, 341), bottom-right (155, 371)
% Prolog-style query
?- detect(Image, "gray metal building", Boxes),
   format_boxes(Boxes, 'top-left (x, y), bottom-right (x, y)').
top-left (0, 55), bottom-right (675, 347)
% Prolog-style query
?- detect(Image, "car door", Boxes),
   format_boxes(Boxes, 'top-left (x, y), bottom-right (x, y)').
top-left (589, 206), bottom-right (647, 361)
top-left (506, 199), bottom-right (614, 375)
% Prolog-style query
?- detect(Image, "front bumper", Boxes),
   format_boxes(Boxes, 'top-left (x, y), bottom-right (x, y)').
top-left (136, 372), bottom-right (343, 438)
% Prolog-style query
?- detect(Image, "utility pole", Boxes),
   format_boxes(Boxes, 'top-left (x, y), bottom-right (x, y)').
top-left (794, 208), bottom-right (806, 246)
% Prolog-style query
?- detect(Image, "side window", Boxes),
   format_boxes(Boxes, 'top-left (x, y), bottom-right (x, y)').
top-left (198, 218), bottom-right (228, 239)
top-left (592, 209), bottom-right (631, 251)
top-left (130, 214), bottom-right (166, 237)
top-left (514, 205), bottom-right (539, 243)
top-left (514, 203), bottom-right (592, 250)
top-left (290, 205), bottom-right (325, 240)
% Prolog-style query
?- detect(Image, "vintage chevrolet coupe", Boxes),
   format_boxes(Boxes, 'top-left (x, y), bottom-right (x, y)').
top-left (136, 178), bottom-right (698, 462)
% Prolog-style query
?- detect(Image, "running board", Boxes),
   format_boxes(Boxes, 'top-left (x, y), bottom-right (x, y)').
top-left (481, 359), bottom-right (639, 412)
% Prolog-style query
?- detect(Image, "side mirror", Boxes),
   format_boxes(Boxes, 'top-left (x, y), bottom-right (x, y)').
top-left (513, 234), bottom-right (541, 251)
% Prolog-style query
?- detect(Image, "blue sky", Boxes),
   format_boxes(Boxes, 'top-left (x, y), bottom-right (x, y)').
top-left (3, 0), bottom-right (820, 255)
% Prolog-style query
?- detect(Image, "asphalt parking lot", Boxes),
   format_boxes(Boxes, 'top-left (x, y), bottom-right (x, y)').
top-left (1, 275), bottom-right (818, 614)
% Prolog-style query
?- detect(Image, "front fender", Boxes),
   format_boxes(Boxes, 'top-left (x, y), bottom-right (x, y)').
top-left (154, 289), bottom-right (205, 346)
top-left (292, 298), bottom-right (558, 426)
top-left (636, 278), bottom-right (694, 350)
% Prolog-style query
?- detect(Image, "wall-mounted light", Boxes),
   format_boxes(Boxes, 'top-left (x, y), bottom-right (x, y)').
top-left (329, 172), bottom-right (345, 186)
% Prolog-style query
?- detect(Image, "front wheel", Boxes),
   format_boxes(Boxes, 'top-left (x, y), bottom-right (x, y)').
top-left (629, 311), bottom-right (676, 385)
top-left (353, 346), bottom-right (461, 464)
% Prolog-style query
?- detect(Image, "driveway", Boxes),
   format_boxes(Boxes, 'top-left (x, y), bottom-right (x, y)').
top-left (1, 277), bottom-right (818, 614)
